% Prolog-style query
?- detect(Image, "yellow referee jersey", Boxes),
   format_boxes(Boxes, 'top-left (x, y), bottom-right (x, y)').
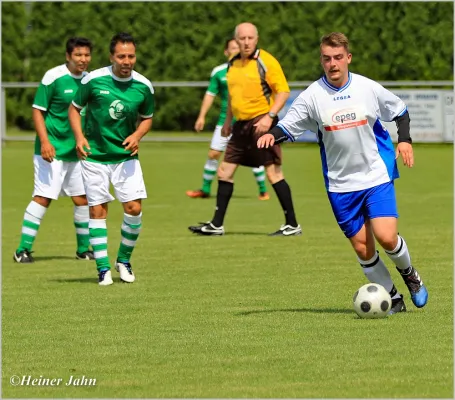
top-left (227, 48), bottom-right (290, 121)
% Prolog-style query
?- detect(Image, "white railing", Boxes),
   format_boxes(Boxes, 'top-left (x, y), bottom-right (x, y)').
top-left (1, 81), bottom-right (454, 143)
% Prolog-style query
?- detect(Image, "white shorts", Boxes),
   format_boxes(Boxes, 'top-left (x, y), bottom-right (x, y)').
top-left (33, 155), bottom-right (85, 200)
top-left (81, 159), bottom-right (147, 206)
top-left (210, 125), bottom-right (232, 152)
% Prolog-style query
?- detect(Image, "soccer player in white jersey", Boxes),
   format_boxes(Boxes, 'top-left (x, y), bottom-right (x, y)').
top-left (257, 32), bottom-right (428, 314)
top-left (14, 37), bottom-right (94, 264)
top-left (68, 33), bottom-right (155, 286)
top-left (186, 38), bottom-right (269, 200)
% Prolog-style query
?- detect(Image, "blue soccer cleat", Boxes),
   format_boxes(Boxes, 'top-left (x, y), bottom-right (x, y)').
top-left (397, 266), bottom-right (428, 308)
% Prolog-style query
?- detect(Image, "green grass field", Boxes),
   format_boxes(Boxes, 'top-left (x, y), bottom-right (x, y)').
top-left (2, 141), bottom-right (453, 398)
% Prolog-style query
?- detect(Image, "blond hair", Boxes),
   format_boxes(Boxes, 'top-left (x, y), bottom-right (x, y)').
top-left (320, 32), bottom-right (350, 53)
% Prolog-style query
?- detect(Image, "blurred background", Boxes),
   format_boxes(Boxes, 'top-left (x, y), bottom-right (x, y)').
top-left (1, 1), bottom-right (454, 139)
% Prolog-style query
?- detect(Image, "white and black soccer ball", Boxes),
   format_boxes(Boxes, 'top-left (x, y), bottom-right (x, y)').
top-left (353, 283), bottom-right (392, 319)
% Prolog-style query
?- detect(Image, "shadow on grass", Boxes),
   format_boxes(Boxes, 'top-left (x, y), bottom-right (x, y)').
top-left (49, 277), bottom-right (125, 284)
top-left (235, 307), bottom-right (354, 316)
top-left (34, 256), bottom-right (78, 261)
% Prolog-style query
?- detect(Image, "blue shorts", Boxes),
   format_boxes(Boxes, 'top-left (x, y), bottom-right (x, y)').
top-left (327, 181), bottom-right (398, 238)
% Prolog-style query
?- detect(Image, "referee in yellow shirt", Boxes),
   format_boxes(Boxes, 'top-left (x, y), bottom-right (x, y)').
top-left (189, 22), bottom-right (301, 236)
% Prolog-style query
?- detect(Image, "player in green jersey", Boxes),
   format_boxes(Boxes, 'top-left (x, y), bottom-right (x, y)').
top-left (69, 32), bottom-right (155, 286)
top-left (186, 38), bottom-right (269, 200)
top-left (14, 37), bottom-right (94, 264)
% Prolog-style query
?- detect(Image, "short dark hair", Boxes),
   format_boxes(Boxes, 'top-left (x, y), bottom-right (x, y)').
top-left (66, 37), bottom-right (92, 55)
top-left (224, 38), bottom-right (236, 50)
top-left (110, 32), bottom-right (136, 54)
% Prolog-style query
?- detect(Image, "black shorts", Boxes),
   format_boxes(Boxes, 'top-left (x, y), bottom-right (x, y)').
top-left (224, 113), bottom-right (282, 168)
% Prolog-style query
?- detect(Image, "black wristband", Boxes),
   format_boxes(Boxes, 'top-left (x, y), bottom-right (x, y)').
top-left (269, 126), bottom-right (289, 144)
top-left (395, 111), bottom-right (412, 144)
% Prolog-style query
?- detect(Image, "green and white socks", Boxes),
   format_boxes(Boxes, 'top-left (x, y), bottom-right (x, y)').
top-left (252, 166), bottom-right (267, 194)
top-left (74, 205), bottom-right (90, 254)
top-left (201, 159), bottom-right (218, 194)
top-left (89, 213), bottom-right (142, 271)
top-left (89, 219), bottom-right (110, 271)
top-left (117, 213), bottom-right (142, 263)
top-left (16, 201), bottom-right (47, 253)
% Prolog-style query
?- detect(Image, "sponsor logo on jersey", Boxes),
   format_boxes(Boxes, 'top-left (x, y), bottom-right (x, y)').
top-left (333, 95), bottom-right (350, 101)
top-left (109, 100), bottom-right (130, 120)
top-left (324, 107), bottom-right (368, 131)
top-left (100, 90), bottom-right (110, 94)
top-left (64, 89), bottom-right (74, 93)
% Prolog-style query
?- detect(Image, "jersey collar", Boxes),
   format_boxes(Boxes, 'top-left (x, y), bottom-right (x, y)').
top-left (322, 71), bottom-right (352, 93)
top-left (108, 66), bottom-right (133, 82)
top-left (64, 64), bottom-right (84, 79)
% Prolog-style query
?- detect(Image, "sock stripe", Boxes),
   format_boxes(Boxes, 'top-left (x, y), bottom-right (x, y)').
top-left (90, 237), bottom-right (107, 245)
top-left (94, 250), bottom-right (108, 259)
top-left (24, 213), bottom-right (41, 225)
top-left (121, 238), bottom-right (136, 247)
top-left (121, 224), bottom-right (141, 235)
top-left (23, 220), bottom-right (40, 230)
top-left (359, 251), bottom-right (380, 268)
top-left (385, 236), bottom-right (403, 255)
top-left (22, 227), bottom-right (38, 236)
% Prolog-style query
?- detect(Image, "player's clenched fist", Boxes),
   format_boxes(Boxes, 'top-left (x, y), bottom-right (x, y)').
top-left (257, 133), bottom-right (275, 149)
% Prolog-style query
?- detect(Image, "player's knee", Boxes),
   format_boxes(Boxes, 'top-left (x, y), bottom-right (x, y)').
top-left (33, 196), bottom-right (52, 208)
top-left (266, 166), bottom-right (283, 184)
top-left (377, 234), bottom-right (398, 252)
top-left (123, 201), bottom-right (142, 216)
top-left (208, 149), bottom-right (221, 160)
top-left (217, 166), bottom-right (233, 181)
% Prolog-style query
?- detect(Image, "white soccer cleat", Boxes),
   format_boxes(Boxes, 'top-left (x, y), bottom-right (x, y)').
top-left (115, 261), bottom-right (135, 283)
top-left (98, 269), bottom-right (113, 286)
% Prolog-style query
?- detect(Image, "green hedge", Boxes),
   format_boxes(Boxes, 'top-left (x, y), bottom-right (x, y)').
top-left (2, 2), bottom-right (453, 131)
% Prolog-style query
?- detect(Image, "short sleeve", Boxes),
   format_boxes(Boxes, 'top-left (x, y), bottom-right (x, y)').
top-left (72, 75), bottom-right (91, 109)
top-left (32, 77), bottom-right (55, 111)
top-left (264, 55), bottom-right (290, 94)
top-left (138, 85), bottom-right (155, 118)
top-left (206, 71), bottom-right (220, 96)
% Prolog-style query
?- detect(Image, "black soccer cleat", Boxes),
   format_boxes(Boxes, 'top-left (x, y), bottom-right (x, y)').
top-left (13, 250), bottom-right (35, 263)
top-left (188, 221), bottom-right (225, 236)
top-left (389, 294), bottom-right (407, 315)
top-left (269, 224), bottom-right (302, 236)
top-left (76, 250), bottom-right (95, 260)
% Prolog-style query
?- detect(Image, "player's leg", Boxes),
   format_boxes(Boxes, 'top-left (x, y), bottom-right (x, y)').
top-left (189, 160), bottom-right (238, 235)
top-left (62, 160), bottom-right (94, 260)
top-left (186, 125), bottom-right (226, 198)
top-left (112, 159), bottom-right (147, 283)
top-left (367, 182), bottom-right (428, 308)
top-left (265, 161), bottom-right (300, 236)
top-left (252, 166), bottom-right (269, 200)
top-left (328, 189), bottom-right (405, 314)
top-left (81, 160), bottom-right (115, 285)
top-left (14, 156), bottom-right (62, 263)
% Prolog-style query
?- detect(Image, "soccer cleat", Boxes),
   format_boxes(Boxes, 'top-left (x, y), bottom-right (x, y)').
top-left (98, 269), bottom-right (113, 286)
top-left (115, 261), bottom-right (135, 283)
top-left (76, 250), bottom-right (95, 260)
top-left (186, 189), bottom-right (210, 199)
top-left (258, 192), bottom-right (270, 201)
top-left (389, 295), bottom-right (407, 315)
top-left (188, 221), bottom-right (225, 236)
top-left (397, 266), bottom-right (428, 308)
top-left (13, 250), bottom-right (34, 263)
top-left (268, 224), bottom-right (302, 236)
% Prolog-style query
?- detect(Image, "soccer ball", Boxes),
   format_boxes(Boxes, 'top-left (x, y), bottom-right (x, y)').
top-left (353, 283), bottom-right (392, 319)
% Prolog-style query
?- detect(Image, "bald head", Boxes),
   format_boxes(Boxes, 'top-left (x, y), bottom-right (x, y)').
top-left (234, 22), bottom-right (259, 59)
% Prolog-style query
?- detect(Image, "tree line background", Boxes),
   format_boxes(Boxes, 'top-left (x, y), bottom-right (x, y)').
top-left (2, 1), bottom-right (453, 132)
